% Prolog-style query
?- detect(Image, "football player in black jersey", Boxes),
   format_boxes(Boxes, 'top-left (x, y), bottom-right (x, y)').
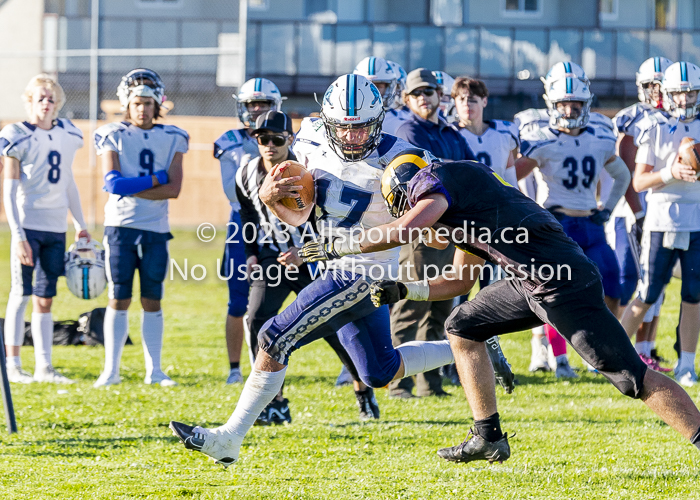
top-left (299, 154), bottom-right (700, 464)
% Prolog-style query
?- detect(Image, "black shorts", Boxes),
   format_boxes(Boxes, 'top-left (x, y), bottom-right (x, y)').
top-left (445, 277), bottom-right (647, 399)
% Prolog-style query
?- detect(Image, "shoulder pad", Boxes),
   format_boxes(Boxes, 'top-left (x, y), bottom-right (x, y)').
top-left (296, 117), bottom-right (326, 141)
top-left (589, 112), bottom-right (614, 131)
top-left (95, 122), bottom-right (126, 139)
top-left (214, 129), bottom-right (247, 157)
top-left (519, 126), bottom-right (558, 156)
top-left (162, 124), bottom-right (189, 141)
top-left (57, 118), bottom-right (84, 139)
top-left (377, 136), bottom-right (435, 166)
top-left (514, 108), bottom-right (548, 129)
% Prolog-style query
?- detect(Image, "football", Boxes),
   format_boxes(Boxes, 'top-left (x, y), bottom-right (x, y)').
top-left (678, 136), bottom-right (700, 174)
top-left (278, 160), bottom-right (315, 211)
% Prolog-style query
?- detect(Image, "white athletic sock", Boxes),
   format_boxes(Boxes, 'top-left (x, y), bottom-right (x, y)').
top-left (4, 294), bottom-right (29, 350)
top-left (141, 310), bottom-right (164, 376)
top-left (397, 340), bottom-right (454, 378)
top-left (31, 312), bottom-right (53, 369)
top-left (7, 356), bottom-right (20, 368)
top-left (103, 307), bottom-right (129, 376)
top-left (635, 341), bottom-right (652, 357)
top-left (210, 367), bottom-right (288, 456)
top-left (679, 351), bottom-right (697, 373)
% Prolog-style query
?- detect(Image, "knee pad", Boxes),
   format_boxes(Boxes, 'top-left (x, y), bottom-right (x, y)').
top-left (596, 363), bottom-right (647, 399)
top-left (227, 301), bottom-right (248, 318)
top-left (358, 370), bottom-right (395, 389)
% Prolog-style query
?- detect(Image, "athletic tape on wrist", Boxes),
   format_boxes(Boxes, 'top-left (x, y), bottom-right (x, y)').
top-left (333, 232), bottom-right (363, 256)
top-left (404, 282), bottom-right (430, 301)
top-left (660, 165), bottom-right (675, 184)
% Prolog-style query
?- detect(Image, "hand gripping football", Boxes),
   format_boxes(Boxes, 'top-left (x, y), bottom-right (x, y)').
top-left (278, 160), bottom-right (315, 211)
top-left (678, 136), bottom-right (700, 176)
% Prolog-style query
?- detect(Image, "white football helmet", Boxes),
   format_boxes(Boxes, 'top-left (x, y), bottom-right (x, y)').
top-left (543, 76), bottom-right (593, 130)
top-left (662, 61), bottom-right (700, 121)
top-left (117, 68), bottom-right (166, 110)
top-left (541, 61), bottom-right (590, 87)
top-left (320, 74), bottom-right (385, 162)
top-left (64, 239), bottom-right (107, 300)
top-left (235, 78), bottom-right (284, 127)
top-left (433, 71), bottom-right (457, 123)
top-left (636, 57), bottom-right (673, 105)
top-left (387, 60), bottom-right (407, 109)
top-left (353, 56), bottom-right (397, 109)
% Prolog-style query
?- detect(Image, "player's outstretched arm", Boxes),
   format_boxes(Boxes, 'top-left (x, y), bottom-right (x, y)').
top-left (370, 250), bottom-right (484, 307)
top-left (134, 152), bottom-right (183, 200)
top-left (259, 163), bottom-right (313, 227)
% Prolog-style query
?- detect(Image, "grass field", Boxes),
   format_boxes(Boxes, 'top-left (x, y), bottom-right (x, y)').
top-left (0, 227), bottom-right (698, 499)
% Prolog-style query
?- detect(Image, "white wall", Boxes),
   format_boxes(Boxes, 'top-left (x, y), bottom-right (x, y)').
top-left (0, 0), bottom-right (43, 121)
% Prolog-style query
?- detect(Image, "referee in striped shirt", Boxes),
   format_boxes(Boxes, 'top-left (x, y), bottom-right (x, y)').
top-left (235, 111), bottom-right (380, 422)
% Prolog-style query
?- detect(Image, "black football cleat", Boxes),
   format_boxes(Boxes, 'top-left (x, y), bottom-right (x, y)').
top-left (355, 387), bottom-right (380, 420)
top-left (169, 421), bottom-right (237, 468)
top-left (437, 429), bottom-right (511, 464)
top-left (256, 397), bottom-right (292, 425)
top-left (486, 336), bottom-right (515, 394)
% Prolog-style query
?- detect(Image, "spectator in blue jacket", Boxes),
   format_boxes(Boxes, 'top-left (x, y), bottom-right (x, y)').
top-left (394, 68), bottom-right (475, 162)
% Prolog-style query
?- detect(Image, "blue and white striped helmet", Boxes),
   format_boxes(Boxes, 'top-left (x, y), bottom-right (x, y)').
top-left (354, 56), bottom-right (397, 109)
top-left (235, 78), bottom-right (284, 127)
top-left (320, 74), bottom-right (385, 161)
top-left (542, 61), bottom-right (589, 87)
top-left (65, 239), bottom-right (107, 300)
top-left (636, 57), bottom-right (673, 105)
top-left (543, 74), bottom-right (593, 130)
top-left (662, 62), bottom-right (700, 120)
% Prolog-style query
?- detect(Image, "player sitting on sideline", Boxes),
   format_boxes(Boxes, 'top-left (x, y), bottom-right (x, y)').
top-left (170, 75), bottom-right (456, 468)
top-left (299, 155), bottom-right (700, 463)
top-left (1, 74), bottom-right (90, 384)
top-left (516, 62), bottom-right (631, 378)
top-left (215, 77), bottom-right (285, 384)
top-left (93, 68), bottom-right (188, 387)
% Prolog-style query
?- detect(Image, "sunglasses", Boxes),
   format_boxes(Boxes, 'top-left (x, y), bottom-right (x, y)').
top-left (409, 88), bottom-right (436, 98)
top-left (256, 134), bottom-right (288, 147)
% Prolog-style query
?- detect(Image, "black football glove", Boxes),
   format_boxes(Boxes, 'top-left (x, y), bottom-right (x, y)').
top-left (370, 280), bottom-right (407, 307)
top-left (589, 208), bottom-right (611, 226)
top-left (298, 237), bottom-right (341, 263)
top-left (631, 215), bottom-right (644, 245)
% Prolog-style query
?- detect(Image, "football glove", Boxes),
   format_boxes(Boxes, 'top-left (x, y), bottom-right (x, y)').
top-left (369, 280), bottom-right (407, 307)
top-left (589, 208), bottom-right (611, 226)
top-left (298, 238), bottom-right (341, 263)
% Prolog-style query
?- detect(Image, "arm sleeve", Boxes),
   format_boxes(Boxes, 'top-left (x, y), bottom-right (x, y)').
top-left (66, 176), bottom-right (87, 230)
top-left (3, 179), bottom-right (26, 241)
top-left (219, 153), bottom-right (240, 204)
top-left (235, 182), bottom-right (260, 258)
top-left (104, 170), bottom-right (155, 196)
top-left (602, 155), bottom-right (632, 211)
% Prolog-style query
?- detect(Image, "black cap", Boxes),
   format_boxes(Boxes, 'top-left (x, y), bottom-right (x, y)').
top-left (251, 110), bottom-right (293, 135)
top-left (405, 68), bottom-right (438, 94)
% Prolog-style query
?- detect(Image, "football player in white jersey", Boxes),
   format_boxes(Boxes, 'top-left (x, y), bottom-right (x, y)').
top-left (1, 74), bottom-right (89, 384)
top-left (386, 60), bottom-right (413, 135)
top-left (353, 56), bottom-right (408, 136)
top-left (516, 65), bottom-right (631, 378)
top-left (93, 69), bottom-right (188, 387)
top-left (609, 57), bottom-right (674, 372)
top-left (620, 61), bottom-right (700, 387)
top-left (170, 74), bottom-right (456, 467)
top-left (214, 77), bottom-right (284, 384)
top-left (453, 77), bottom-right (518, 186)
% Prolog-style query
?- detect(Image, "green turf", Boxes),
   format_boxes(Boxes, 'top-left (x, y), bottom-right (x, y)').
top-left (0, 228), bottom-right (698, 499)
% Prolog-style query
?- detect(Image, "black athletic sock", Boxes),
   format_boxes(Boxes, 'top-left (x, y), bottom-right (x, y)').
top-left (474, 412), bottom-right (503, 442)
top-left (691, 426), bottom-right (700, 450)
top-left (229, 361), bottom-right (240, 370)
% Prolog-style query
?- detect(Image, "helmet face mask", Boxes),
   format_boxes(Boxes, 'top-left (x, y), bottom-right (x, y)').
top-left (636, 57), bottom-right (673, 106)
top-left (543, 76), bottom-right (593, 130)
top-left (236, 78), bottom-right (283, 127)
top-left (117, 68), bottom-right (165, 110)
top-left (64, 239), bottom-right (107, 300)
top-left (321, 74), bottom-right (385, 162)
top-left (353, 56), bottom-right (398, 109)
top-left (662, 62), bottom-right (700, 121)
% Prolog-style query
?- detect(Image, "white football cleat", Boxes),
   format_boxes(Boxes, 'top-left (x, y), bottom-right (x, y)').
top-left (34, 365), bottom-right (74, 384)
top-left (675, 367), bottom-right (698, 388)
top-left (226, 368), bottom-right (243, 385)
top-left (528, 337), bottom-right (550, 372)
top-left (554, 357), bottom-right (579, 379)
top-left (7, 365), bottom-right (34, 384)
top-left (93, 372), bottom-right (122, 387)
top-left (145, 371), bottom-right (178, 386)
top-left (169, 421), bottom-right (239, 468)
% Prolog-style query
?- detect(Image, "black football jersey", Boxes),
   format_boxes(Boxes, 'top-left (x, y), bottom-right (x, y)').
top-left (407, 161), bottom-right (600, 297)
